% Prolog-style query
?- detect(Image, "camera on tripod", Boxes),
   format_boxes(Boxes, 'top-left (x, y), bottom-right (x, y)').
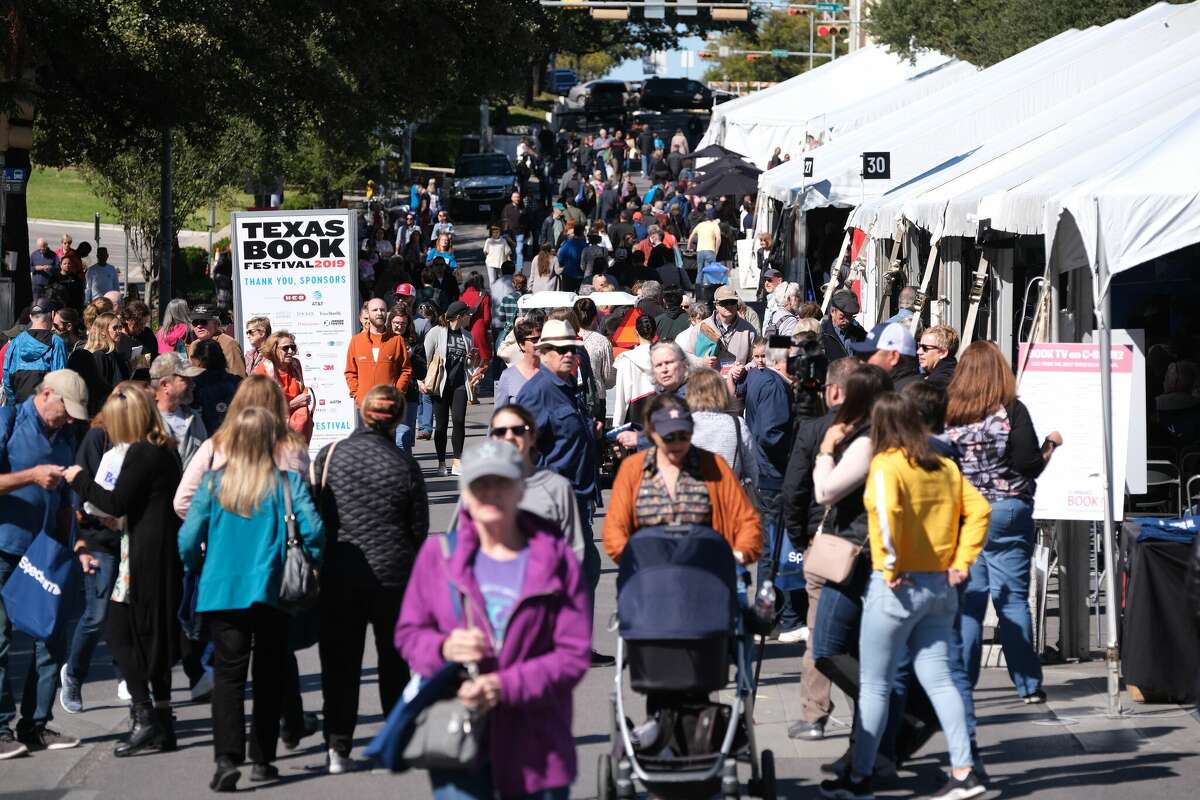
top-left (768, 333), bottom-right (827, 392)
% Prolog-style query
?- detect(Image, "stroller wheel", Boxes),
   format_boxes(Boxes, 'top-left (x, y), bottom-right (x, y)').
top-left (597, 753), bottom-right (616, 800)
top-left (757, 749), bottom-right (777, 800)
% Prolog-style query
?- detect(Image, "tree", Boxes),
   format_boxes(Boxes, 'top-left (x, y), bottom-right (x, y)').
top-left (702, 10), bottom-right (834, 83)
top-left (867, 0), bottom-right (1161, 67)
top-left (81, 123), bottom-right (254, 311)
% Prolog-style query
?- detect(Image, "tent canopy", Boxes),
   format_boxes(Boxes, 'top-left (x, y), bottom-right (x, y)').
top-left (760, 2), bottom-right (1198, 213)
top-left (1052, 106), bottom-right (1200, 278)
top-left (698, 46), bottom-right (965, 169)
top-left (844, 25), bottom-right (1200, 241)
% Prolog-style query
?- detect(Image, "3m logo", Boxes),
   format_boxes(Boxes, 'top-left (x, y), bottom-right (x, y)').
top-left (283, 293), bottom-right (306, 302)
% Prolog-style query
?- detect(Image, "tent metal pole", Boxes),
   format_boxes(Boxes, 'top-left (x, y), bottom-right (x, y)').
top-left (1094, 201), bottom-right (1122, 718)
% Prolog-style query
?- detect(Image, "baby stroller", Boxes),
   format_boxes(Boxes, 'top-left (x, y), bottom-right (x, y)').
top-left (599, 524), bottom-right (776, 800)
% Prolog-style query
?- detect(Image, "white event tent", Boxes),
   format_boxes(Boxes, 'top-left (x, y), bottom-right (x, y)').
top-left (698, 46), bottom-right (968, 168)
top-left (758, 2), bottom-right (1200, 213)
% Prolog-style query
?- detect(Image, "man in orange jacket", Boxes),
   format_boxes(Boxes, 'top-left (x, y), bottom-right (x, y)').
top-left (344, 297), bottom-right (411, 405)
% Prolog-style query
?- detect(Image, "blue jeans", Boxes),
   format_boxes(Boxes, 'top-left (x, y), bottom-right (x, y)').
top-left (578, 497), bottom-right (600, 625)
top-left (961, 497), bottom-right (1043, 697)
top-left (394, 397), bottom-right (418, 452)
top-left (431, 764), bottom-right (569, 800)
top-left (696, 249), bottom-right (718, 277)
top-left (755, 489), bottom-right (803, 632)
top-left (811, 553), bottom-right (870, 662)
top-left (66, 549), bottom-right (119, 683)
top-left (514, 233), bottom-right (526, 272)
top-left (881, 580), bottom-right (979, 765)
top-left (417, 393), bottom-right (433, 434)
top-left (0, 550), bottom-right (69, 732)
top-left (853, 572), bottom-right (973, 778)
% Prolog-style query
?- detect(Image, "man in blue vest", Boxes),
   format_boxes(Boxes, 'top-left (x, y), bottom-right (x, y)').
top-left (0, 370), bottom-right (89, 758)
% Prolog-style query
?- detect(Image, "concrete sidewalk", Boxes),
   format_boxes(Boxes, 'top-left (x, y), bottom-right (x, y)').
top-left (3, 397), bottom-right (1197, 799)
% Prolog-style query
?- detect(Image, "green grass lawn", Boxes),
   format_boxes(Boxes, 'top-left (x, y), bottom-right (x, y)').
top-left (27, 166), bottom-right (254, 231)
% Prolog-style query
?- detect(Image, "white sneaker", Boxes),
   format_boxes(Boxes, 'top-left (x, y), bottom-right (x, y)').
top-left (117, 680), bottom-right (132, 702)
top-left (451, 459), bottom-right (462, 476)
top-left (778, 626), bottom-right (810, 644)
top-left (327, 747), bottom-right (356, 774)
top-left (190, 671), bottom-right (213, 702)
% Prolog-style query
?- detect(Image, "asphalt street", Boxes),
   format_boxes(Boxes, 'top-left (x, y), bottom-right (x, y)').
top-left (3, 217), bottom-right (1198, 798)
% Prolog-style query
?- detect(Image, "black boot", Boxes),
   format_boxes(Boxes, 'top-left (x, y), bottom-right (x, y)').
top-left (155, 706), bottom-right (177, 752)
top-left (115, 702), bottom-right (162, 757)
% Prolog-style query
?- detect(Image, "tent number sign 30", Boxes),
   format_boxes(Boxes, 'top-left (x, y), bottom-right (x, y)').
top-left (862, 152), bottom-right (891, 179)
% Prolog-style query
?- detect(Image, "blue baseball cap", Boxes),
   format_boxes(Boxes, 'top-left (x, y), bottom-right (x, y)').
top-left (849, 321), bottom-right (917, 358)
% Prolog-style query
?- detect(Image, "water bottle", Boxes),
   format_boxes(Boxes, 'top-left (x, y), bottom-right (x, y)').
top-left (753, 578), bottom-right (776, 626)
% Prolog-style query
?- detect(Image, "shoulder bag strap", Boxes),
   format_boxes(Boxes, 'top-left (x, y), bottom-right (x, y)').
top-left (280, 471), bottom-right (299, 544)
top-left (727, 412), bottom-right (743, 474)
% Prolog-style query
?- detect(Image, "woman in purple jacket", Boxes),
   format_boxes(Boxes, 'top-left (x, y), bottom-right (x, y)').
top-left (394, 439), bottom-right (591, 800)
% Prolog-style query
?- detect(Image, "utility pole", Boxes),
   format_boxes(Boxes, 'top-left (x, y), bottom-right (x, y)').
top-left (159, 128), bottom-right (173, 317)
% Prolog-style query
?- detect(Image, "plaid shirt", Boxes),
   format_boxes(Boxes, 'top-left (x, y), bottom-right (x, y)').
top-left (495, 289), bottom-right (525, 341)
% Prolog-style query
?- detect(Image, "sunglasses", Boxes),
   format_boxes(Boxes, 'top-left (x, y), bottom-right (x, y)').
top-left (280, 344), bottom-right (298, 353)
top-left (917, 343), bottom-right (944, 353)
top-left (717, 300), bottom-right (739, 309)
top-left (542, 344), bottom-right (577, 356)
top-left (661, 432), bottom-right (692, 444)
top-left (490, 424), bottom-right (530, 438)
top-left (246, 329), bottom-right (265, 336)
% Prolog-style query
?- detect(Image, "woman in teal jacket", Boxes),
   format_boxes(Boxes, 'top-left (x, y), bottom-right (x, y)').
top-left (178, 406), bottom-right (324, 793)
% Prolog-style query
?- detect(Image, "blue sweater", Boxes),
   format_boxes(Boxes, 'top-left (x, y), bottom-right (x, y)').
top-left (178, 470), bottom-right (325, 613)
top-left (743, 368), bottom-right (794, 493)
top-left (0, 399), bottom-right (75, 555)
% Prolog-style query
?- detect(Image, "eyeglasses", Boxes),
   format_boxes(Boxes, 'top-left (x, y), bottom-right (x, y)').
top-left (490, 424), bottom-right (530, 438)
top-left (279, 344), bottom-right (298, 353)
top-left (542, 344), bottom-right (578, 356)
top-left (917, 343), bottom-right (944, 353)
top-left (110, 323), bottom-right (126, 331)
top-left (661, 432), bottom-right (692, 444)
top-left (246, 328), bottom-right (265, 337)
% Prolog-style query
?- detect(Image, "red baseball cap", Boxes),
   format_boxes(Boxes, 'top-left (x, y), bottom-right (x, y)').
top-left (396, 283), bottom-right (415, 297)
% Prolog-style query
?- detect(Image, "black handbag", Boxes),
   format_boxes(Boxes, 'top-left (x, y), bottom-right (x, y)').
top-left (279, 472), bottom-right (320, 613)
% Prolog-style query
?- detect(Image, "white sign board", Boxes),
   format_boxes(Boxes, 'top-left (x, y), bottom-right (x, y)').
top-left (231, 209), bottom-right (359, 457)
top-left (1018, 340), bottom-right (1137, 521)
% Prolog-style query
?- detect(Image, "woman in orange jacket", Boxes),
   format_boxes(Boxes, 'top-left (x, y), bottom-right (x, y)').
top-left (603, 393), bottom-right (761, 565)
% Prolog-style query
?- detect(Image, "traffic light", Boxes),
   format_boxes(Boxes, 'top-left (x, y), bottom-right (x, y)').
top-left (698, 51), bottom-right (713, 59)
top-left (817, 24), bottom-right (829, 36)
top-left (817, 24), bottom-right (849, 37)
top-left (787, 7), bottom-right (806, 15)
top-left (745, 54), bottom-right (761, 61)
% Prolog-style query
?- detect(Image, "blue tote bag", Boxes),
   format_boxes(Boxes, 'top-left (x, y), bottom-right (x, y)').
top-left (1, 500), bottom-right (74, 640)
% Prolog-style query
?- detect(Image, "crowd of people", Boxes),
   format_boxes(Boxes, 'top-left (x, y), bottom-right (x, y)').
top-left (0, 154), bottom-right (1081, 800)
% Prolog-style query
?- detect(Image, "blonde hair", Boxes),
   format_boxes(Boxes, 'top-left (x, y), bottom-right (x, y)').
top-left (216, 407), bottom-right (281, 517)
top-left (211, 375), bottom-right (302, 457)
top-left (100, 382), bottom-right (172, 448)
top-left (685, 367), bottom-right (732, 413)
top-left (83, 298), bottom-right (115, 331)
top-left (85, 312), bottom-right (119, 354)
top-left (246, 316), bottom-right (272, 336)
top-left (922, 324), bottom-right (959, 355)
top-left (794, 317), bottom-right (821, 335)
top-left (259, 330), bottom-right (295, 363)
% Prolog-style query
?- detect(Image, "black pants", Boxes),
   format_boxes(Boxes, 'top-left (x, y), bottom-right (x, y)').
top-left (432, 381), bottom-right (468, 463)
top-left (319, 582), bottom-right (410, 756)
top-left (105, 602), bottom-right (171, 705)
top-left (208, 604), bottom-right (289, 765)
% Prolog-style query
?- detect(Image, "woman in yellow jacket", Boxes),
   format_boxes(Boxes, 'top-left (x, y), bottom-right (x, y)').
top-left (820, 392), bottom-right (991, 800)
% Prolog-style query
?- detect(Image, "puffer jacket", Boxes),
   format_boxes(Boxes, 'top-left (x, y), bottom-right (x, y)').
top-left (2, 329), bottom-right (66, 403)
top-left (311, 428), bottom-right (429, 589)
top-left (611, 343), bottom-right (655, 427)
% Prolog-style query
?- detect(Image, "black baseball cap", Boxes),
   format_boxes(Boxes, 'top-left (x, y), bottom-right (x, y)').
top-left (190, 303), bottom-right (220, 322)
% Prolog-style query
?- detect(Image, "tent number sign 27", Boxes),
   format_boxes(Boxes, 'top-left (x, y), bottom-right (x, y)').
top-left (862, 152), bottom-right (890, 179)
top-left (803, 157), bottom-right (814, 178)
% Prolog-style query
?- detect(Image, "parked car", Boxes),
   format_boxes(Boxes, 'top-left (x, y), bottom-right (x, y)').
top-left (546, 68), bottom-right (579, 96)
top-left (566, 80), bottom-right (631, 112)
top-left (639, 78), bottom-right (713, 112)
top-left (450, 152), bottom-right (519, 219)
